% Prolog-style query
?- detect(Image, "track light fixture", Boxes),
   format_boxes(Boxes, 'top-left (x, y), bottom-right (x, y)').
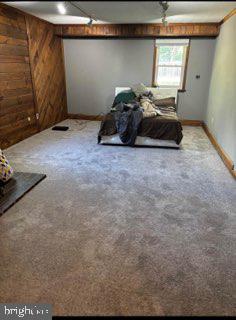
top-left (159, 1), bottom-right (169, 26)
top-left (162, 16), bottom-right (168, 27)
top-left (68, 1), bottom-right (97, 25)
top-left (87, 18), bottom-right (93, 26)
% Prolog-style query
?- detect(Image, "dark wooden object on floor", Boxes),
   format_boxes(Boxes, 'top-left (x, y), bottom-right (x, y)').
top-left (0, 172), bottom-right (46, 215)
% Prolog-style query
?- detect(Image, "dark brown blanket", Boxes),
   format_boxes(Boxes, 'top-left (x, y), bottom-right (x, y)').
top-left (98, 106), bottom-right (183, 145)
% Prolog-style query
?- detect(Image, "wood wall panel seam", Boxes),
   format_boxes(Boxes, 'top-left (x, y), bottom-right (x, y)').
top-left (24, 14), bottom-right (40, 132)
top-left (0, 23), bottom-right (27, 40)
top-left (0, 5), bottom-right (27, 31)
top-left (60, 39), bottom-right (68, 119)
top-left (0, 43), bottom-right (29, 56)
top-left (0, 34), bottom-right (28, 47)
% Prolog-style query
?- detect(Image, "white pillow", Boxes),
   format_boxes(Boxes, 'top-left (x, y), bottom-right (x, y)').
top-left (131, 83), bottom-right (149, 97)
top-left (152, 94), bottom-right (175, 100)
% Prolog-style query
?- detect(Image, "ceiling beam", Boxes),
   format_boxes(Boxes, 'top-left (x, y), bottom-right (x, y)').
top-left (0, 2), bottom-right (222, 38)
top-left (54, 23), bottom-right (220, 38)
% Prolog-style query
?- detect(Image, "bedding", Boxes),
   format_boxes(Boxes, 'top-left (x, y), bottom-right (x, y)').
top-left (138, 105), bottom-right (182, 144)
top-left (152, 96), bottom-right (176, 106)
top-left (98, 104), bottom-right (183, 146)
top-left (140, 97), bottom-right (162, 118)
top-left (98, 87), bottom-right (183, 147)
top-left (112, 90), bottom-right (136, 106)
top-left (131, 83), bottom-right (149, 97)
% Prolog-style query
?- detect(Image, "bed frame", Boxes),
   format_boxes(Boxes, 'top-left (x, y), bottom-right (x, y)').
top-left (99, 87), bottom-right (181, 148)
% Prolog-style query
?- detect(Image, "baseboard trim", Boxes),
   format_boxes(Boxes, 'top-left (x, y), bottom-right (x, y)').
top-left (180, 119), bottom-right (203, 126)
top-left (69, 115), bottom-right (203, 126)
top-left (202, 122), bottom-right (235, 179)
top-left (68, 113), bottom-right (104, 121)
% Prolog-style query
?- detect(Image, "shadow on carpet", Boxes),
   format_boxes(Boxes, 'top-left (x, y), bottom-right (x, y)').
top-left (0, 172), bottom-right (46, 216)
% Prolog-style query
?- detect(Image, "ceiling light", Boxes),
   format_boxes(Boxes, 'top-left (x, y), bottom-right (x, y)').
top-left (58, 3), bottom-right (66, 15)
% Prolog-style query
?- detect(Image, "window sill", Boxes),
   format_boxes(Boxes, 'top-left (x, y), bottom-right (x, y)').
top-left (152, 86), bottom-right (186, 93)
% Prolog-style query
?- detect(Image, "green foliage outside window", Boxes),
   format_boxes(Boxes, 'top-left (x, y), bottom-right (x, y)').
top-left (159, 46), bottom-right (184, 65)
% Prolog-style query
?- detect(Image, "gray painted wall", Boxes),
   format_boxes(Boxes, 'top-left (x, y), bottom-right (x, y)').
top-left (178, 39), bottom-right (215, 120)
top-left (63, 39), bottom-right (153, 115)
top-left (205, 16), bottom-right (236, 165)
top-left (63, 38), bottom-right (215, 120)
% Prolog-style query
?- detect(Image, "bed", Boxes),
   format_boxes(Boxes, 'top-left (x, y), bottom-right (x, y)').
top-left (98, 87), bottom-right (183, 148)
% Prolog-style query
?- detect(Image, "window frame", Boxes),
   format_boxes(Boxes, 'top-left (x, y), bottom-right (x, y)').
top-left (152, 40), bottom-right (190, 92)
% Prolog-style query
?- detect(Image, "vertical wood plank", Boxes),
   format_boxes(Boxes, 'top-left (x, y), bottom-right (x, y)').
top-left (152, 42), bottom-right (158, 87)
top-left (182, 41), bottom-right (191, 91)
top-left (0, 3), bottom-right (38, 149)
top-left (25, 16), bottom-right (67, 130)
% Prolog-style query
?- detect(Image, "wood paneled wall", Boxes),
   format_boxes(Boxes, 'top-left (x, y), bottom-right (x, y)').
top-left (0, 4), bottom-right (38, 149)
top-left (26, 16), bottom-right (67, 131)
top-left (0, 3), bottom-right (68, 149)
top-left (55, 23), bottom-right (220, 38)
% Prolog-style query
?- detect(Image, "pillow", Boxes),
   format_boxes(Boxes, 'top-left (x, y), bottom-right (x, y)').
top-left (0, 149), bottom-right (14, 183)
top-left (152, 96), bottom-right (176, 106)
top-left (131, 83), bottom-right (149, 97)
top-left (113, 90), bottom-right (136, 106)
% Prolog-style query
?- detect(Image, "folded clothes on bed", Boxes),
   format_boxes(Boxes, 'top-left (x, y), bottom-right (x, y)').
top-left (140, 97), bottom-right (164, 118)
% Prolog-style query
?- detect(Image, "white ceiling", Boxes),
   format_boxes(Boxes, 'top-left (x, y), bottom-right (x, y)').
top-left (4, 1), bottom-right (236, 24)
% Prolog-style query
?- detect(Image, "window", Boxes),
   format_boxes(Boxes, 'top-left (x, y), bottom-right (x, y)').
top-left (153, 39), bottom-right (190, 90)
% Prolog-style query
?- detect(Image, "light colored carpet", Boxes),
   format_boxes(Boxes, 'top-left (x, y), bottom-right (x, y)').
top-left (0, 120), bottom-right (235, 316)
